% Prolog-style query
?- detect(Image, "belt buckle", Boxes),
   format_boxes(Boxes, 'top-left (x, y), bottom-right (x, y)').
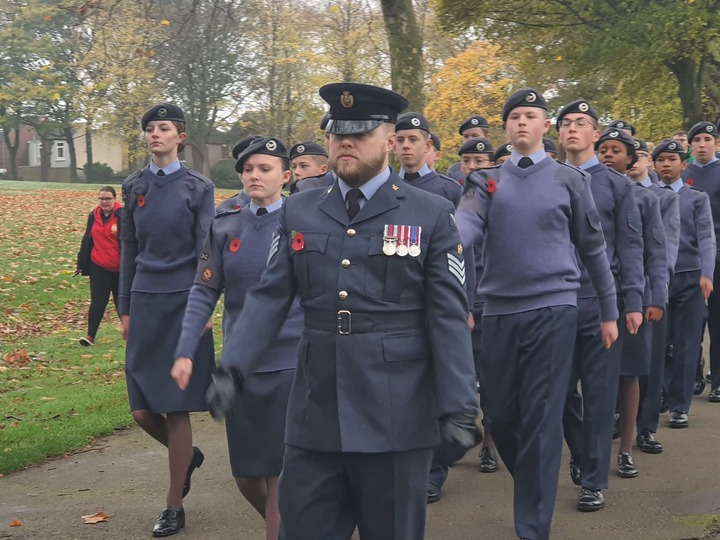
top-left (337, 310), bottom-right (352, 335)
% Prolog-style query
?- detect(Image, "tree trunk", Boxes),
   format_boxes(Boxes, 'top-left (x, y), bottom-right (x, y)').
top-left (85, 120), bottom-right (94, 183)
top-left (2, 127), bottom-right (20, 179)
top-left (63, 127), bottom-right (79, 182)
top-left (667, 57), bottom-right (704, 129)
top-left (379, 0), bottom-right (424, 111)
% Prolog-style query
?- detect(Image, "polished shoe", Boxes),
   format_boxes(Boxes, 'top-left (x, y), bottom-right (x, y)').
top-left (569, 459), bottom-right (581, 486)
top-left (694, 377), bottom-right (706, 396)
top-left (427, 483), bottom-right (441, 504)
top-left (611, 413), bottom-right (620, 440)
top-left (706, 372), bottom-right (713, 384)
top-left (152, 508), bottom-right (185, 537)
top-left (577, 488), bottom-right (604, 512)
top-left (182, 446), bottom-right (204, 498)
top-left (709, 387), bottom-right (720, 403)
top-left (660, 397), bottom-right (668, 414)
top-left (636, 432), bottom-right (663, 454)
top-left (668, 411), bottom-right (689, 428)
top-left (478, 446), bottom-right (499, 473)
top-left (79, 336), bottom-right (94, 346)
top-left (617, 452), bottom-right (638, 478)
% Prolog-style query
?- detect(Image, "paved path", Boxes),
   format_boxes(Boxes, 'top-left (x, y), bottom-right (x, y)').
top-left (2, 398), bottom-right (720, 539)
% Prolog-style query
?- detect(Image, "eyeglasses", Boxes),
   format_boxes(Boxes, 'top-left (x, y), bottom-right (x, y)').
top-left (461, 157), bottom-right (491, 167)
top-left (98, 197), bottom-right (115, 201)
top-left (559, 118), bottom-right (592, 129)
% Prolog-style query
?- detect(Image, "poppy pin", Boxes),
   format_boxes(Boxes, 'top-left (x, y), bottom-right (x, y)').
top-left (137, 194), bottom-right (145, 207)
top-left (487, 179), bottom-right (497, 193)
top-left (291, 230), bottom-right (305, 252)
top-left (229, 236), bottom-right (241, 253)
top-left (686, 178), bottom-right (694, 187)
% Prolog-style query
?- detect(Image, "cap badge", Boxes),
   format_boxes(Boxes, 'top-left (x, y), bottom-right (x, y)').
top-left (157, 107), bottom-right (167, 118)
top-left (340, 90), bottom-right (354, 108)
top-left (634, 141), bottom-right (640, 149)
top-left (411, 117), bottom-right (421, 127)
top-left (471, 118), bottom-right (479, 125)
top-left (296, 145), bottom-right (305, 154)
top-left (707, 125), bottom-right (715, 132)
top-left (609, 131), bottom-right (619, 138)
top-left (579, 102), bottom-right (589, 112)
top-left (669, 142), bottom-right (677, 150)
top-left (476, 142), bottom-right (485, 151)
top-left (617, 121), bottom-right (625, 127)
top-left (526, 92), bottom-right (537, 103)
top-left (266, 140), bottom-right (277, 151)
top-left (507, 144), bottom-right (513, 151)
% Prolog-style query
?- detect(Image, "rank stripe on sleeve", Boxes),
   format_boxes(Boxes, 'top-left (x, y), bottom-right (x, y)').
top-left (446, 252), bottom-right (466, 286)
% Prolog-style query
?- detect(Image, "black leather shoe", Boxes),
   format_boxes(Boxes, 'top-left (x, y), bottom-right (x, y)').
top-left (577, 488), bottom-right (604, 512)
top-left (427, 483), bottom-right (441, 504)
top-left (612, 413), bottom-right (620, 440)
top-left (660, 397), bottom-right (668, 414)
top-left (706, 372), bottom-right (713, 384)
top-left (569, 459), bottom-right (581, 486)
top-left (709, 387), bottom-right (720, 403)
top-left (182, 446), bottom-right (204, 498)
top-left (617, 452), bottom-right (638, 478)
top-left (153, 508), bottom-right (185, 537)
top-left (636, 432), bottom-right (663, 454)
top-left (668, 411), bottom-right (689, 428)
top-left (478, 446), bottom-right (499, 473)
top-left (694, 377), bottom-right (706, 396)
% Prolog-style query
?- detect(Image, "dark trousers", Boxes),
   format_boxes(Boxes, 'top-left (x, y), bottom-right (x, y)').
top-left (638, 309), bottom-right (668, 434)
top-left (562, 297), bottom-right (621, 491)
top-left (87, 262), bottom-right (119, 338)
top-left (479, 306), bottom-right (577, 540)
top-left (665, 270), bottom-right (707, 414)
top-left (278, 445), bottom-right (433, 540)
top-left (707, 263), bottom-right (720, 387)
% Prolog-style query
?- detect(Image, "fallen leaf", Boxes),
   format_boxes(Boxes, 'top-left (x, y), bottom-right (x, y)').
top-left (81, 511), bottom-right (109, 524)
top-left (80, 354), bottom-right (93, 359)
top-left (10, 518), bottom-right (22, 526)
top-left (40, 396), bottom-right (56, 401)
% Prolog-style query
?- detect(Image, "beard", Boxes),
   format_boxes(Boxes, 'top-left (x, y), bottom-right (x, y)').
top-left (331, 150), bottom-right (387, 188)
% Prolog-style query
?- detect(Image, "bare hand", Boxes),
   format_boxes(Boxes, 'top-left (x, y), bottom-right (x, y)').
top-left (120, 314), bottom-right (130, 341)
top-left (625, 311), bottom-right (643, 335)
top-left (701, 276), bottom-right (714, 300)
top-left (468, 311), bottom-right (475, 331)
top-left (171, 357), bottom-right (193, 390)
top-left (644, 306), bottom-right (664, 323)
top-left (601, 320), bottom-right (618, 349)
top-left (202, 318), bottom-right (213, 335)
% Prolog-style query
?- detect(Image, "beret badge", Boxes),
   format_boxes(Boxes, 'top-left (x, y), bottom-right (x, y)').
top-left (579, 102), bottom-right (589, 112)
top-left (296, 145), bottom-right (305, 154)
top-left (411, 117), bottom-right (421, 127)
top-left (266, 140), bottom-right (277, 151)
top-left (157, 107), bottom-right (167, 118)
top-left (526, 92), bottom-right (537, 103)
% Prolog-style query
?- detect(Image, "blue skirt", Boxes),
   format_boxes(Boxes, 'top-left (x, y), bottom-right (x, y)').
top-left (125, 291), bottom-right (214, 413)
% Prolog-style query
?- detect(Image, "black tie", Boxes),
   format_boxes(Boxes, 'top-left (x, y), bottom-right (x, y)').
top-left (156, 169), bottom-right (166, 176)
top-left (256, 207), bottom-right (268, 216)
top-left (404, 171), bottom-right (421, 181)
top-left (346, 189), bottom-right (363, 220)
top-left (518, 157), bottom-right (533, 169)
top-left (663, 185), bottom-right (673, 190)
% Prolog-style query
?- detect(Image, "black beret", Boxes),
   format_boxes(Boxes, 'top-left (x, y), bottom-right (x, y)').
top-left (319, 82), bottom-right (408, 135)
top-left (429, 133), bottom-right (441, 151)
top-left (289, 141), bottom-right (327, 160)
top-left (594, 128), bottom-right (636, 153)
top-left (396, 112), bottom-right (430, 133)
top-left (502, 88), bottom-right (547, 122)
top-left (556, 99), bottom-right (598, 129)
top-left (459, 137), bottom-right (494, 155)
top-left (543, 138), bottom-right (558, 154)
top-left (688, 121), bottom-right (719, 142)
top-left (652, 139), bottom-right (687, 160)
top-left (231, 135), bottom-right (261, 160)
top-left (633, 138), bottom-right (649, 153)
top-left (141, 103), bottom-right (185, 130)
top-left (235, 137), bottom-right (289, 172)
top-left (607, 120), bottom-right (636, 136)
top-left (459, 115), bottom-right (489, 134)
top-left (493, 142), bottom-right (513, 161)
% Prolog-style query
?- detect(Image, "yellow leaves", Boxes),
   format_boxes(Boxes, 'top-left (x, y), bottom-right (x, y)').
top-left (556, 55), bottom-right (563, 62)
top-left (160, 19), bottom-right (170, 26)
top-left (81, 511), bottom-right (110, 524)
top-left (52, 93), bottom-right (61, 101)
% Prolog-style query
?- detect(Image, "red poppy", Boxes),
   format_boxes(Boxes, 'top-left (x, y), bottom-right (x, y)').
top-left (686, 178), bottom-right (694, 186)
top-left (292, 232), bottom-right (305, 252)
top-left (137, 194), bottom-right (145, 207)
top-left (232, 204), bottom-right (243, 210)
top-left (229, 237), bottom-right (241, 253)
top-left (487, 179), bottom-right (497, 193)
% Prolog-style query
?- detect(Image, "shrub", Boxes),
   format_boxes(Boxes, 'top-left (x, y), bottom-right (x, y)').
top-left (83, 162), bottom-right (114, 183)
top-left (211, 158), bottom-right (243, 189)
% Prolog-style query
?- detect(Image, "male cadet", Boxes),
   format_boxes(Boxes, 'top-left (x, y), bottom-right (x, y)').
top-left (206, 83), bottom-right (480, 540)
top-left (493, 142), bottom-right (513, 165)
top-left (289, 140), bottom-right (334, 193)
top-left (394, 112), bottom-right (462, 206)
top-left (457, 89), bottom-right (617, 540)
top-left (447, 114), bottom-right (490, 182)
top-left (215, 135), bottom-right (258, 213)
top-left (608, 119), bottom-right (636, 136)
top-left (425, 133), bottom-right (442, 170)
top-left (596, 128), bottom-right (667, 477)
top-left (655, 139), bottom-right (715, 428)
top-left (557, 99), bottom-right (645, 512)
top-left (674, 130), bottom-right (694, 163)
top-left (458, 137), bottom-right (495, 180)
top-left (630, 138), bottom-right (680, 453)
top-left (682, 121), bottom-right (720, 402)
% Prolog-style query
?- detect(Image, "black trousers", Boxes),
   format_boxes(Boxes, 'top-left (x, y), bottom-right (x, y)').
top-left (87, 262), bottom-right (119, 338)
top-left (707, 262), bottom-right (720, 387)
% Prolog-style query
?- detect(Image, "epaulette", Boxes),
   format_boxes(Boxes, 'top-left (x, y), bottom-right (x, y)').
top-left (121, 170), bottom-right (142, 187)
top-left (186, 169), bottom-right (214, 187)
top-left (555, 162), bottom-right (589, 193)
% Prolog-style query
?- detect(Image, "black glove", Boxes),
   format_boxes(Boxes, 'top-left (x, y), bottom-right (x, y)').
top-left (435, 412), bottom-right (483, 468)
top-left (206, 366), bottom-right (243, 420)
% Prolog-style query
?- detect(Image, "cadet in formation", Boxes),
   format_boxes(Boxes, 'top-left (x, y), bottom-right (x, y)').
top-left (289, 140), bottom-right (334, 193)
top-left (446, 114), bottom-right (491, 183)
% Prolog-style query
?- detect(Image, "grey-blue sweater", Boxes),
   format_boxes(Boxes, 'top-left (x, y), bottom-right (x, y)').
top-left (682, 160), bottom-right (720, 258)
top-left (646, 182), bottom-right (681, 282)
top-left (673, 183), bottom-right (716, 277)
top-left (632, 184), bottom-right (668, 307)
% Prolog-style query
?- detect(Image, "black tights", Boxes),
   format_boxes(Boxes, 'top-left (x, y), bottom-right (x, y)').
top-left (87, 262), bottom-right (119, 338)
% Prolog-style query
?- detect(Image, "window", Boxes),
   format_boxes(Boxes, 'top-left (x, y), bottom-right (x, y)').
top-left (56, 141), bottom-right (65, 161)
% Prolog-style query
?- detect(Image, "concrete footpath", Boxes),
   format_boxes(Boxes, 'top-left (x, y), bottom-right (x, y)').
top-left (2, 398), bottom-right (720, 539)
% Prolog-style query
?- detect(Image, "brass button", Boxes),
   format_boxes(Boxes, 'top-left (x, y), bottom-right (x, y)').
top-left (338, 290), bottom-right (348, 300)
top-left (341, 259), bottom-right (350, 268)
top-left (346, 229), bottom-right (356, 237)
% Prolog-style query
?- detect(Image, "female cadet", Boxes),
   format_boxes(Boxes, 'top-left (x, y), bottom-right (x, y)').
top-left (118, 103), bottom-right (215, 537)
top-left (172, 137), bottom-right (302, 540)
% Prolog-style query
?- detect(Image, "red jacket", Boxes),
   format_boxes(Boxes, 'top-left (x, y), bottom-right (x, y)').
top-left (89, 202), bottom-right (121, 272)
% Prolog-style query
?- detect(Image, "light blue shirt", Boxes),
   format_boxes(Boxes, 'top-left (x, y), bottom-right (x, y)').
top-left (338, 167), bottom-right (392, 210)
top-left (639, 178), bottom-right (653, 188)
top-left (666, 179), bottom-right (683, 192)
top-left (569, 155), bottom-right (600, 171)
top-left (510, 148), bottom-right (547, 167)
top-left (399, 164), bottom-right (431, 179)
top-left (695, 156), bottom-right (719, 167)
top-left (249, 198), bottom-right (283, 215)
top-left (149, 158), bottom-right (181, 176)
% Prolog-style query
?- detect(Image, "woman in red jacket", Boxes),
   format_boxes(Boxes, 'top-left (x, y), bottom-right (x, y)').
top-left (76, 186), bottom-right (122, 345)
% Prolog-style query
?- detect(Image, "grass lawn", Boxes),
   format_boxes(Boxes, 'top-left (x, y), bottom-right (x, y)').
top-left (0, 179), bottom-right (236, 474)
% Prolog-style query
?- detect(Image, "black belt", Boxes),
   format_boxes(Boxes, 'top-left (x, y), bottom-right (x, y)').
top-left (304, 309), bottom-right (425, 335)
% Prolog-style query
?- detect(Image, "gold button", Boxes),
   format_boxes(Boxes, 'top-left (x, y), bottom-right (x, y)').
top-left (347, 229), bottom-right (356, 237)
top-left (341, 259), bottom-right (350, 268)
top-left (338, 290), bottom-right (348, 300)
